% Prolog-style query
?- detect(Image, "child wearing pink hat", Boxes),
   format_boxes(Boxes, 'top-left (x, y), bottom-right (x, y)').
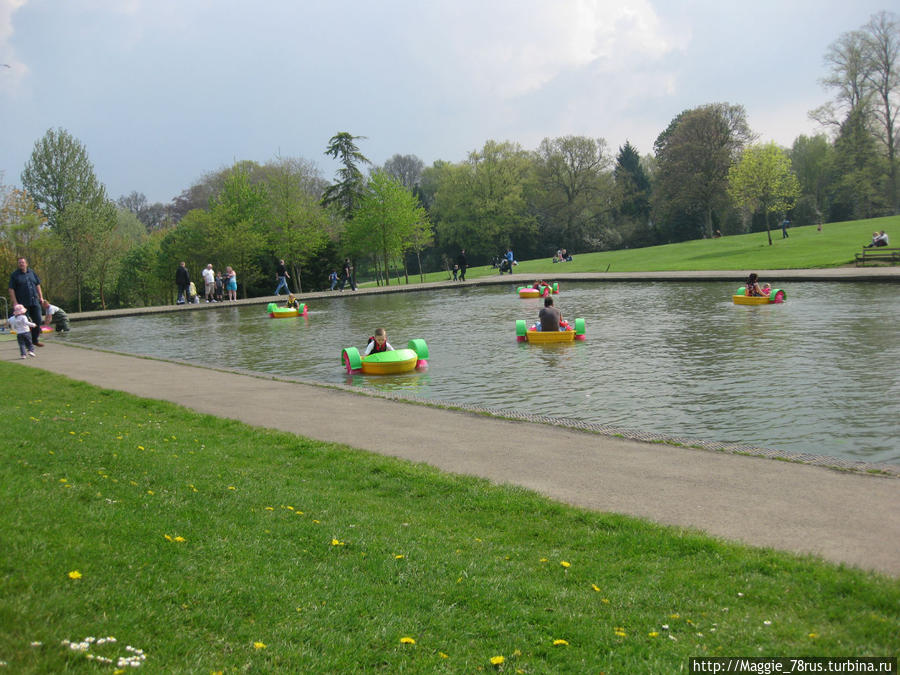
top-left (9, 304), bottom-right (36, 358)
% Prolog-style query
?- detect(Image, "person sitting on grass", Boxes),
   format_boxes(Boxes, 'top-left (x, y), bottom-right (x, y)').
top-left (364, 328), bottom-right (393, 355)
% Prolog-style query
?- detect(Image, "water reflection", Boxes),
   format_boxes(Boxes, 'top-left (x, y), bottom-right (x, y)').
top-left (64, 282), bottom-right (900, 465)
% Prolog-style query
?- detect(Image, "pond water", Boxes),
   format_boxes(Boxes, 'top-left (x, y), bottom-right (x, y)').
top-left (64, 281), bottom-right (900, 466)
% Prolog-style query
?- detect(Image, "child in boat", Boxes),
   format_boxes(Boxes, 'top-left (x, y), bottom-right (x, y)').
top-left (283, 294), bottom-right (300, 309)
top-left (745, 273), bottom-right (766, 297)
top-left (760, 283), bottom-right (771, 296)
top-left (364, 328), bottom-right (394, 355)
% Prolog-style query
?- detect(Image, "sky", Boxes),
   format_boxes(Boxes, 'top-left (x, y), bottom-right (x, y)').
top-left (0, 0), bottom-right (892, 205)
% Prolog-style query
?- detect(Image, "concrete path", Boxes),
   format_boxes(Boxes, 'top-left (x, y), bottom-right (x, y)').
top-left (14, 343), bottom-right (900, 577)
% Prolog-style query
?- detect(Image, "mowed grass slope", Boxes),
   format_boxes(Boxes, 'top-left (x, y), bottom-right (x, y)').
top-left (1, 364), bottom-right (898, 672)
top-left (397, 216), bottom-right (900, 285)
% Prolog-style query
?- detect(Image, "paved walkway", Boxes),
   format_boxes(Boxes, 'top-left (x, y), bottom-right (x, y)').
top-left (15, 342), bottom-right (900, 577)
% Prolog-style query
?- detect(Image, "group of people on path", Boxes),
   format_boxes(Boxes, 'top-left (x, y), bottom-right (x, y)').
top-left (176, 262), bottom-right (236, 304)
top-left (7, 256), bottom-right (70, 358)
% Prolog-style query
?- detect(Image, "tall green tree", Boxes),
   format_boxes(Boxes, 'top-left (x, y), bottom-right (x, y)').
top-left (321, 132), bottom-right (370, 219)
top-left (789, 135), bottom-right (834, 218)
top-left (264, 157), bottom-right (330, 292)
top-left (21, 128), bottom-right (108, 230)
top-left (653, 103), bottom-right (755, 241)
top-left (614, 141), bottom-right (651, 222)
top-left (430, 140), bottom-right (537, 260)
top-left (532, 135), bottom-right (612, 253)
top-left (209, 166), bottom-right (270, 298)
top-left (828, 107), bottom-right (888, 220)
top-left (727, 142), bottom-right (800, 246)
top-left (345, 171), bottom-right (429, 285)
top-left (862, 11), bottom-right (900, 211)
top-left (55, 199), bottom-right (117, 310)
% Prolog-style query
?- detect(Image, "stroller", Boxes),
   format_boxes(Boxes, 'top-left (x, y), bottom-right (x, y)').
top-left (498, 258), bottom-right (511, 274)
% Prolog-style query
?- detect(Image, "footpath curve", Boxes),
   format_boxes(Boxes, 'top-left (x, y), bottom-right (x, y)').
top-left (17, 342), bottom-right (900, 577)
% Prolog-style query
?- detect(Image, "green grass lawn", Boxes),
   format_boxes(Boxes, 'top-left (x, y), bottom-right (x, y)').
top-left (385, 216), bottom-right (900, 286)
top-left (1, 363), bottom-right (897, 672)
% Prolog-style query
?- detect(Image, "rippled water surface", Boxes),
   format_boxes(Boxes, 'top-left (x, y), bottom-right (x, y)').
top-left (65, 282), bottom-right (900, 465)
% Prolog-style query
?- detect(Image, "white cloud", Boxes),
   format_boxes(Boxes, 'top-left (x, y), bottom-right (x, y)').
top-left (415, 0), bottom-right (683, 100)
top-left (0, 0), bottom-right (28, 90)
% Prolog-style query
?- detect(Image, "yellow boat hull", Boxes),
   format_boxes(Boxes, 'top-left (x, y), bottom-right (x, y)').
top-left (525, 329), bottom-right (576, 343)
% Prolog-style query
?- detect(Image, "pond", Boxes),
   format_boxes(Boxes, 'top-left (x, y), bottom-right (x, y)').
top-left (64, 281), bottom-right (900, 466)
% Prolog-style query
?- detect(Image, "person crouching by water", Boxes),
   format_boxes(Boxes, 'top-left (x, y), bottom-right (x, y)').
top-left (364, 328), bottom-right (393, 355)
top-left (537, 296), bottom-right (562, 331)
top-left (745, 273), bottom-right (767, 297)
top-left (41, 299), bottom-right (70, 332)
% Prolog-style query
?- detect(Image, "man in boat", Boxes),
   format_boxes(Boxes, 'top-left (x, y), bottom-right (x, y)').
top-left (538, 297), bottom-right (562, 331)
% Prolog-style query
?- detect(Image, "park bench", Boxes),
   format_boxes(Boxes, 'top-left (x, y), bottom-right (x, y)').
top-left (854, 247), bottom-right (900, 266)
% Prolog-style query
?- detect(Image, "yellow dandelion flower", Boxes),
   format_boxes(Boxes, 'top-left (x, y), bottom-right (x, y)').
top-left (399, 637), bottom-right (415, 645)
top-left (114, 670), bottom-right (126, 675)
top-left (69, 431), bottom-right (76, 435)
top-left (808, 633), bottom-right (818, 639)
top-left (670, 613), bottom-right (680, 619)
top-left (296, 511), bottom-right (304, 515)
top-left (137, 445), bottom-right (144, 450)
top-left (265, 507), bottom-right (274, 511)
top-left (553, 639), bottom-right (569, 646)
top-left (539, 557), bottom-right (548, 563)
top-left (648, 632), bottom-right (659, 637)
top-left (174, 536), bottom-right (186, 543)
top-left (59, 478), bottom-right (67, 483)
top-left (312, 519), bottom-right (320, 523)
top-left (68, 570), bottom-right (82, 579)
top-left (164, 534), bottom-right (173, 541)
top-left (228, 486), bottom-right (236, 490)
top-left (560, 561), bottom-right (570, 568)
top-left (592, 584), bottom-right (601, 592)
top-left (286, 506), bottom-right (294, 511)
top-left (439, 652), bottom-right (449, 659)
top-left (395, 554), bottom-right (405, 559)
top-left (253, 641), bottom-right (266, 649)
top-left (490, 655), bottom-right (505, 666)
top-left (614, 630), bottom-right (626, 638)
top-left (602, 598), bottom-right (610, 604)
top-left (147, 490), bottom-right (154, 495)
top-left (331, 539), bottom-right (344, 546)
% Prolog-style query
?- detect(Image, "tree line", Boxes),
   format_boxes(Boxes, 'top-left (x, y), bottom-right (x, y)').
top-left (1, 10), bottom-right (896, 311)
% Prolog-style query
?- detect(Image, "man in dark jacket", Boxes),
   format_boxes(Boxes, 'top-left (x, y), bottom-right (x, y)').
top-left (8, 256), bottom-right (45, 346)
top-left (175, 262), bottom-right (190, 304)
top-left (456, 249), bottom-right (468, 281)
